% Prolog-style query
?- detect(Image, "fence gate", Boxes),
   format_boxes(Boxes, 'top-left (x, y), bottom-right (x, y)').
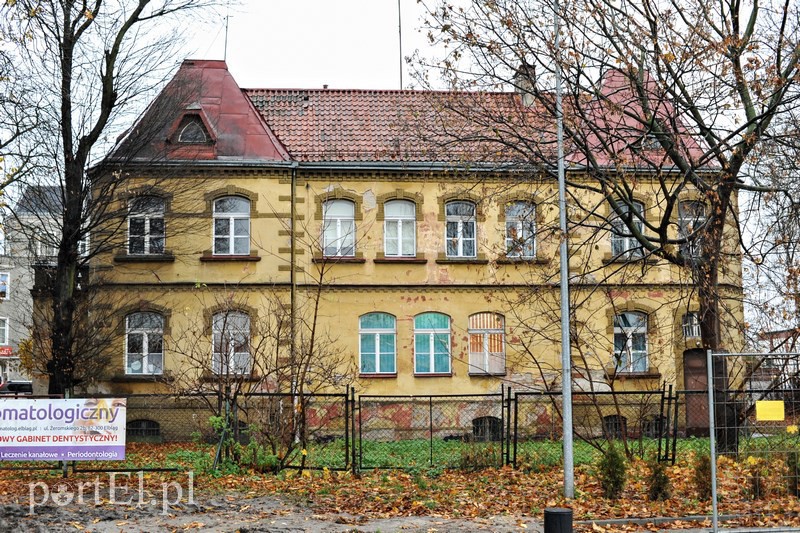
top-left (357, 393), bottom-right (507, 470)
top-left (708, 350), bottom-right (800, 532)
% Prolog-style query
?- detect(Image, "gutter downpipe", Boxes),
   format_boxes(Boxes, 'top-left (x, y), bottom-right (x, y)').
top-left (555, 0), bottom-right (575, 499)
top-left (290, 163), bottom-right (299, 396)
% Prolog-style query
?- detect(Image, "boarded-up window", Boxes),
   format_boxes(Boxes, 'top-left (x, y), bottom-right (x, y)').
top-left (468, 312), bottom-right (505, 375)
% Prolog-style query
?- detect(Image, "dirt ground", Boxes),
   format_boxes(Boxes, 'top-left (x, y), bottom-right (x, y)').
top-left (1, 494), bottom-right (546, 532)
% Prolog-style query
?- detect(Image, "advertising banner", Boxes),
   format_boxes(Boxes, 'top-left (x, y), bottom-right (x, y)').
top-left (0, 398), bottom-right (126, 461)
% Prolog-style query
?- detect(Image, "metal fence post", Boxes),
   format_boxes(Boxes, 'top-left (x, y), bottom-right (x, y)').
top-left (344, 386), bottom-right (350, 471)
top-left (351, 387), bottom-right (357, 475)
top-left (706, 349), bottom-right (719, 533)
top-left (429, 396), bottom-right (434, 467)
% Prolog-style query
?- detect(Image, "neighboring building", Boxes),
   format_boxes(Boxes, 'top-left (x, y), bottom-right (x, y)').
top-left (0, 185), bottom-right (63, 383)
top-left (81, 59), bottom-right (743, 399)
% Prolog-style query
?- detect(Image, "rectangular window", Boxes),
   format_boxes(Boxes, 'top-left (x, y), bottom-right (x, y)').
top-left (611, 202), bottom-right (644, 259)
top-left (0, 273), bottom-right (8, 299)
top-left (128, 196), bottom-right (165, 255)
top-left (445, 202), bottom-right (477, 258)
top-left (213, 197), bottom-right (250, 256)
top-left (212, 311), bottom-right (251, 374)
top-left (505, 202), bottom-right (536, 258)
top-left (322, 199), bottom-right (356, 257)
top-left (0, 318), bottom-right (8, 345)
top-left (384, 200), bottom-right (416, 257)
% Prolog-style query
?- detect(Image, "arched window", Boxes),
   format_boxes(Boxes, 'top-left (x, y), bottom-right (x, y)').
top-left (126, 312), bottom-right (164, 375)
top-left (128, 196), bottom-right (165, 255)
top-left (384, 200), bottom-right (416, 257)
top-left (505, 201), bottom-right (536, 258)
top-left (359, 313), bottom-right (396, 374)
top-left (212, 311), bottom-right (250, 374)
top-left (613, 311), bottom-right (648, 373)
top-left (177, 116), bottom-right (208, 143)
top-left (610, 201), bottom-right (644, 259)
top-left (468, 313), bottom-right (506, 375)
top-left (414, 312), bottom-right (450, 374)
top-left (445, 201), bottom-right (476, 258)
top-left (322, 199), bottom-right (356, 257)
top-left (213, 196), bottom-right (250, 255)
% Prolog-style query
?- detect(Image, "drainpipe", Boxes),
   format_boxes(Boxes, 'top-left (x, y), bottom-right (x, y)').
top-left (290, 163), bottom-right (298, 394)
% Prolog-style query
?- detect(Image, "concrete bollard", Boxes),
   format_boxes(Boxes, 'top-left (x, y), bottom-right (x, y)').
top-left (544, 507), bottom-right (573, 533)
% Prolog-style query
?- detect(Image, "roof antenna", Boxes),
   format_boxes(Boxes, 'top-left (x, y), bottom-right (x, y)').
top-left (398, 0), bottom-right (403, 89)
top-left (223, 2), bottom-right (230, 62)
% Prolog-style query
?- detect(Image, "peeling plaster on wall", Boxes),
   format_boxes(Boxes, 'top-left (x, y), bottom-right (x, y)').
top-left (362, 190), bottom-right (376, 210)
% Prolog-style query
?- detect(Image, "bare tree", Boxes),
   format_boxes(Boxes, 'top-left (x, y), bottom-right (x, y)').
top-left (4, 0), bottom-right (220, 395)
top-left (414, 0), bottom-right (800, 356)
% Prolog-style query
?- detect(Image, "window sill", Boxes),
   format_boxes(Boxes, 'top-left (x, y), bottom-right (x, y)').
top-left (435, 258), bottom-right (489, 265)
top-left (602, 254), bottom-right (658, 265)
top-left (374, 257), bottom-right (427, 264)
top-left (469, 371), bottom-right (507, 377)
top-left (414, 372), bottom-right (453, 378)
top-left (496, 257), bottom-right (548, 265)
top-left (312, 256), bottom-right (367, 264)
top-left (200, 252), bottom-right (261, 262)
top-left (606, 370), bottom-right (662, 380)
top-left (111, 374), bottom-right (172, 383)
top-left (359, 372), bottom-right (397, 378)
top-left (114, 253), bottom-right (175, 263)
top-left (200, 373), bottom-right (261, 382)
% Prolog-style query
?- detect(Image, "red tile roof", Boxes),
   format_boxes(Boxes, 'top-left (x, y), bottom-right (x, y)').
top-left (245, 88), bottom-right (550, 163)
top-left (111, 60), bottom-right (289, 163)
top-left (113, 60), bottom-right (710, 169)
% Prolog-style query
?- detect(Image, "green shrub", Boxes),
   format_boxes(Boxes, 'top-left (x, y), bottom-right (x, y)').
top-left (693, 452), bottom-right (713, 501)
top-left (458, 444), bottom-right (501, 470)
top-left (598, 443), bottom-right (627, 499)
top-left (647, 458), bottom-right (672, 501)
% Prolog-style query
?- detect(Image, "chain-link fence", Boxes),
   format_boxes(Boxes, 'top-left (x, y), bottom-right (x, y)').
top-left (26, 387), bottom-right (680, 472)
top-left (513, 389), bottom-right (676, 468)
top-left (708, 351), bottom-right (800, 531)
top-left (357, 393), bottom-right (508, 470)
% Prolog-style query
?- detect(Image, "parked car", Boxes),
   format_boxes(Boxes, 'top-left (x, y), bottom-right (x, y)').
top-left (0, 381), bottom-right (33, 395)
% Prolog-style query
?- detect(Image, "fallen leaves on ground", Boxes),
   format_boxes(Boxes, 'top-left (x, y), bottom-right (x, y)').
top-left (3, 443), bottom-right (800, 531)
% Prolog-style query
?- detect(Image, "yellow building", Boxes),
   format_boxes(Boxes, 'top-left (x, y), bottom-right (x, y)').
top-left (89, 59), bottom-right (743, 401)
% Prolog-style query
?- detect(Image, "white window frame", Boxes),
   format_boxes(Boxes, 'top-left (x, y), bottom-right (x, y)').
top-left (384, 200), bottom-right (416, 257)
top-left (358, 313), bottom-right (397, 374)
top-left (178, 118), bottom-right (208, 143)
top-left (322, 199), bottom-right (356, 257)
top-left (505, 201), bottom-right (536, 258)
top-left (445, 201), bottom-right (477, 258)
top-left (678, 200), bottom-right (706, 260)
top-left (128, 196), bottom-right (165, 255)
top-left (213, 196), bottom-right (250, 256)
top-left (0, 272), bottom-right (9, 299)
top-left (611, 201), bottom-right (644, 259)
top-left (212, 311), bottom-right (251, 375)
top-left (683, 312), bottom-right (702, 339)
top-left (125, 312), bottom-right (164, 375)
top-left (414, 313), bottom-right (451, 374)
top-left (0, 318), bottom-right (8, 345)
top-left (468, 313), bottom-right (506, 375)
top-left (614, 312), bottom-right (648, 373)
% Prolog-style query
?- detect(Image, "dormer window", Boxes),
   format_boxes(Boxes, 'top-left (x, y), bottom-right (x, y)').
top-left (176, 115), bottom-right (209, 144)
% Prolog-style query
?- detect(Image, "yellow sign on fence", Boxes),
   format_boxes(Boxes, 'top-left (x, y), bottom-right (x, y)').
top-left (755, 400), bottom-right (785, 422)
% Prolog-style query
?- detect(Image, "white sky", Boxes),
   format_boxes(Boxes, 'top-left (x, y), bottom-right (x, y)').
top-left (186, 0), bottom-right (437, 90)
